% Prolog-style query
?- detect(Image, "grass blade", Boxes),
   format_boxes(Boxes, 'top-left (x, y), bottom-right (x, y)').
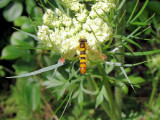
top-left (13, 27), bottom-right (40, 41)
top-left (127, 0), bottom-right (139, 24)
top-left (130, 0), bottom-right (149, 23)
top-left (109, 49), bottom-right (160, 56)
top-left (121, 42), bottom-right (134, 54)
top-left (115, 35), bottom-right (141, 48)
top-left (131, 22), bottom-right (149, 26)
top-left (55, 0), bottom-right (65, 14)
top-left (105, 60), bottom-right (148, 67)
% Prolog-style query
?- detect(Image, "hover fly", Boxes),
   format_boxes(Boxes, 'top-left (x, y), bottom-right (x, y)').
top-left (59, 38), bottom-right (107, 74)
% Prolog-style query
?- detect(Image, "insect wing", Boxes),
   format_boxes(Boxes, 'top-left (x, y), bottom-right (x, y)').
top-left (87, 47), bottom-right (107, 63)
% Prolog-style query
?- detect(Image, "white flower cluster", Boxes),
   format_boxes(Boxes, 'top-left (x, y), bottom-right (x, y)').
top-left (37, 0), bottom-right (115, 55)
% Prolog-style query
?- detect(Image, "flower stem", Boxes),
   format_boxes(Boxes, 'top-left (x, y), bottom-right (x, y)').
top-left (114, 0), bottom-right (126, 119)
top-left (86, 75), bottom-right (112, 118)
top-left (148, 71), bottom-right (160, 106)
top-left (98, 65), bottom-right (117, 120)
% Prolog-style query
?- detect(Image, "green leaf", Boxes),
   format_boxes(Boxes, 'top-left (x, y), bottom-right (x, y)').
top-left (43, 76), bottom-right (64, 88)
top-left (121, 84), bottom-right (128, 95)
top-left (1, 45), bottom-right (30, 60)
top-left (127, 0), bottom-right (139, 24)
top-left (78, 89), bottom-right (83, 109)
top-left (148, 1), bottom-right (160, 15)
top-left (13, 59), bottom-right (36, 75)
top-left (13, 27), bottom-right (40, 41)
top-left (55, 0), bottom-right (65, 14)
top-left (3, 2), bottom-right (23, 22)
top-left (120, 67), bottom-right (135, 92)
top-left (115, 35), bottom-right (141, 48)
top-left (0, 70), bottom-right (5, 77)
top-left (122, 42), bottom-right (134, 54)
top-left (131, 22), bottom-right (149, 26)
top-left (10, 31), bottom-right (34, 47)
top-left (123, 37), bottom-right (141, 48)
top-left (22, 79), bottom-right (40, 111)
top-left (21, 20), bottom-right (35, 33)
top-left (105, 60), bottom-right (148, 67)
top-left (78, 82), bottom-right (83, 109)
top-left (108, 49), bottom-right (160, 56)
top-left (14, 16), bottom-right (30, 27)
top-left (130, 0), bottom-right (149, 23)
top-left (25, 0), bottom-right (36, 15)
top-left (0, 0), bottom-right (10, 8)
top-left (129, 76), bottom-right (145, 84)
top-left (95, 88), bottom-right (104, 108)
top-left (0, 65), bottom-right (5, 77)
top-left (30, 82), bottom-right (41, 111)
top-left (7, 62), bottom-right (64, 78)
top-left (32, 7), bottom-right (43, 18)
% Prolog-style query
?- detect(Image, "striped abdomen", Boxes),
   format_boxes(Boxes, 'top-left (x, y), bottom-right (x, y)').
top-left (79, 42), bottom-right (86, 74)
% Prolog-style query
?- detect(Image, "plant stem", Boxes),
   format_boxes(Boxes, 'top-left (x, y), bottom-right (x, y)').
top-left (114, 0), bottom-right (125, 119)
top-left (98, 65), bottom-right (117, 120)
top-left (148, 71), bottom-right (160, 106)
top-left (86, 75), bottom-right (112, 118)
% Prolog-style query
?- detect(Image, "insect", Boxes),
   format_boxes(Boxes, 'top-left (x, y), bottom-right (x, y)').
top-left (78, 38), bottom-right (88, 74)
top-left (59, 38), bottom-right (107, 74)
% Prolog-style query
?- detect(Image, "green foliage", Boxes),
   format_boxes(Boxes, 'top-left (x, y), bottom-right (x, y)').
top-left (1, 0), bottom-right (160, 120)
top-left (1, 45), bottom-right (30, 60)
top-left (3, 1), bottom-right (23, 22)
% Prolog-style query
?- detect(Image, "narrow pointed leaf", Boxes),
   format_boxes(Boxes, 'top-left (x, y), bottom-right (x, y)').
top-left (127, 0), bottom-right (139, 24)
top-left (13, 27), bottom-right (40, 41)
top-left (55, 0), bottom-right (65, 14)
top-left (115, 35), bottom-right (141, 48)
top-left (131, 22), bottom-right (149, 26)
top-left (7, 62), bottom-right (64, 78)
top-left (105, 60), bottom-right (148, 67)
top-left (130, 0), bottom-right (149, 23)
top-left (121, 43), bottom-right (134, 54)
top-left (108, 49), bottom-right (160, 56)
top-left (95, 88), bottom-right (104, 108)
top-left (120, 67), bottom-right (135, 92)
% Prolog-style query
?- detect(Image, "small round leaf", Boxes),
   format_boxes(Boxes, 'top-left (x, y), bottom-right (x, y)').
top-left (3, 2), bottom-right (23, 22)
top-left (14, 16), bottom-right (30, 27)
top-left (1, 45), bottom-right (29, 60)
top-left (0, 0), bottom-right (10, 8)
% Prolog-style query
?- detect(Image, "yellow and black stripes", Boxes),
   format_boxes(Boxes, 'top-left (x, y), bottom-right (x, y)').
top-left (79, 39), bottom-right (87, 74)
